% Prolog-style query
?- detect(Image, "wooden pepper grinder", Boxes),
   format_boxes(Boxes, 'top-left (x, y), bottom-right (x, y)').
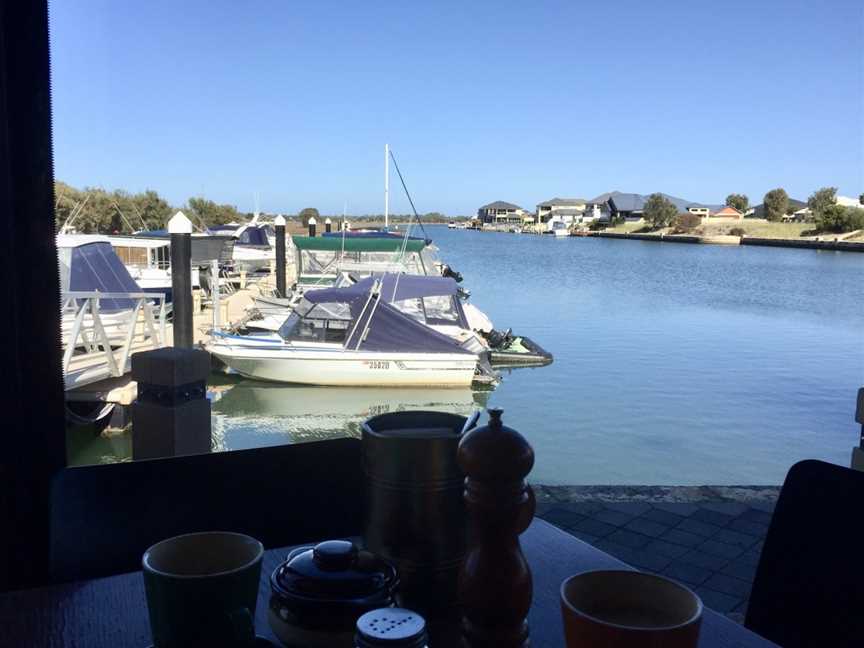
top-left (457, 408), bottom-right (535, 648)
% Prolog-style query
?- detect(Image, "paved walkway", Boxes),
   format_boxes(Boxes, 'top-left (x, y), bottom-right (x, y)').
top-left (535, 489), bottom-right (777, 621)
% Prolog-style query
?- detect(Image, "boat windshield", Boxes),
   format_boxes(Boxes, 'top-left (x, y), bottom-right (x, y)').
top-left (392, 295), bottom-right (462, 327)
top-left (238, 226), bottom-right (270, 246)
top-left (278, 300), bottom-right (353, 344)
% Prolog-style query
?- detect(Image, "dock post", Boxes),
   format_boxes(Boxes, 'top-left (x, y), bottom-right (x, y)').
top-left (325, 217), bottom-right (332, 233)
top-left (308, 216), bottom-right (317, 237)
top-left (130, 347), bottom-right (211, 460)
top-left (275, 214), bottom-right (287, 298)
top-left (168, 211), bottom-right (193, 348)
top-left (211, 258), bottom-right (220, 331)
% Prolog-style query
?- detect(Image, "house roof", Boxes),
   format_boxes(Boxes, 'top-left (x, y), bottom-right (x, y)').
top-left (608, 193), bottom-right (645, 212)
top-left (479, 201), bottom-right (523, 211)
top-left (713, 206), bottom-right (741, 217)
top-left (537, 197), bottom-right (587, 207)
top-left (592, 190), bottom-right (715, 213)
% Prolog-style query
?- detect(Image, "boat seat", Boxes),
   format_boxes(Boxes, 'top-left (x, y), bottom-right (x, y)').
top-left (49, 438), bottom-right (363, 584)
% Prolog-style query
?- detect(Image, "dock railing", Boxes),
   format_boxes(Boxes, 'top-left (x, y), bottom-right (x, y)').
top-left (61, 291), bottom-right (168, 390)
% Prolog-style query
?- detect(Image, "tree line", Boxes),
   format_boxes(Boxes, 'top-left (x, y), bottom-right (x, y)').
top-left (642, 187), bottom-right (864, 233)
top-left (54, 182), bottom-right (462, 234)
top-left (55, 181), bottom-right (249, 233)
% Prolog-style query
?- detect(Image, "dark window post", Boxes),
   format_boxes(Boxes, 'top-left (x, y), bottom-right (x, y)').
top-left (308, 216), bottom-right (317, 237)
top-left (0, 0), bottom-right (68, 590)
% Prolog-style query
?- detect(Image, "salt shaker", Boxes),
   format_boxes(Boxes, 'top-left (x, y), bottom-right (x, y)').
top-left (355, 608), bottom-right (428, 648)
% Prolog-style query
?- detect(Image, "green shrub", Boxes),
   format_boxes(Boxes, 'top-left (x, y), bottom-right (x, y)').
top-left (671, 212), bottom-right (702, 233)
top-left (588, 220), bottom-right (607, 231)
top-left (729, 227), bottom-right (745, 237)
top-left (815, 205), bottom-right (864, 233)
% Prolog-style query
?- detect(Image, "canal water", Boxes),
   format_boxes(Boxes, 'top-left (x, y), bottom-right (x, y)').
top-left (69, 226), bottom-right (864, 485)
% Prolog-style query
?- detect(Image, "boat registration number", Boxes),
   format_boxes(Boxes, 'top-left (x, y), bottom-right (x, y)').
top-left (367, 361), bottom-right (390, 370)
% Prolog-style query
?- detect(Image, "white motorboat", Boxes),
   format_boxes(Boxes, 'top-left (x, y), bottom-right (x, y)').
top-left (207, 279), bottom-right (479, 386)
top-left (209, 222), bottom-right (278, 273)
top-left (549, 219), bottom-right (570, 237)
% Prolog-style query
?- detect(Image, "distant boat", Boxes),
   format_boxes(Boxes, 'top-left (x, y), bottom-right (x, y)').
top-left (209, 223), bottom-right (276, 272)
top-left (207, 278), bottom-right (479, 386)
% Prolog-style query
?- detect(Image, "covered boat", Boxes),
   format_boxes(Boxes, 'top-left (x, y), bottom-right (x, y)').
top-left (207, 278), bottom-right (479, 386)
top-left (292, 235), bottom-right (440, 289)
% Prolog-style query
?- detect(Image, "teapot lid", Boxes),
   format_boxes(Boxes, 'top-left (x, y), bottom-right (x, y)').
top-left (273, 540), bottom-right (395, 600)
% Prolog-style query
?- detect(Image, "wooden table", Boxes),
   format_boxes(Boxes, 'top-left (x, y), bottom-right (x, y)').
top-left (0, 519), bottom-right (776, 647)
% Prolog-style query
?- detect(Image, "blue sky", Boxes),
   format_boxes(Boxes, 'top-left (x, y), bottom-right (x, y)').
top-left (49, 0), bottom-right (863, 215)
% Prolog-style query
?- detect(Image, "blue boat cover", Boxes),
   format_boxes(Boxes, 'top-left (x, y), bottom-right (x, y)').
top-left (237, 226), bottom-right (270, 246)
top-left (301, 280), bottom-right (472, 354)
top-left (351, 273), bottom-right (458, 301)
top-left (66, 242), bottom-right (141, 311)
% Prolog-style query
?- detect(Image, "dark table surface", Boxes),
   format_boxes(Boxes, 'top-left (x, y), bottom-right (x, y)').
top-left (0, 519), bottom-right (776, 647)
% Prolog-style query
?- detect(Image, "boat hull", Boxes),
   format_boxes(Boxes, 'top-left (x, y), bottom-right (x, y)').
top-left (208, 344), bottom-right (477, 387)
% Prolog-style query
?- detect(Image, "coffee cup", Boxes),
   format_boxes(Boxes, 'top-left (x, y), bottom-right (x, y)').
top-left (560, 570), bottom-right (702, 647)
top-left (143, 531), bottom-right (264, 648)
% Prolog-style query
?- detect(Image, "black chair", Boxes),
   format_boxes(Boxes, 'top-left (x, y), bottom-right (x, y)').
top-left (50, 438), bottom-right (363, 583)
top-left (746, 459), bottom-right (864, 647)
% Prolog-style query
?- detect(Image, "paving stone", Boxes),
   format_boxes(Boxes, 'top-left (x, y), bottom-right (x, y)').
top-left (728, 518), bottom-right (769, 537)
top-left (699, 539), bottom-right (744, 560)
top-left (661, 561), bottom-right (713, 586)
top-left (679, 550), bottom-right (729, 571)
top-left (704, 573), bottom-right (752, 599)
top-left (661, 528), bottom-right (704, 548)
top-left (641, 508), bottom-right (685, 527)
top-left (748, 500), bottom-right (776, 513)
top-left (541, 509), bottom-right (585, 531)
top-left (721, 560), bottom-right (758, 583)
top-left (691, 508), bottom-right (735, 527)
top-left (625, 549), bottom-right (673, 572)
top-left (534, 503), bottom-right (555, 517)
top-left (624, 517), bottom-right (669, 538)
top-left (644, 539), bottom-right (690, 559)
top-left (713, 527), bottom-right (760, 550)
top-left (606, 529), bottom-right (651, 550)
top-left (677, 518), bottom-right (722, 538)
top-left (738, 550), bottom-right (763, 567)
top-left (594, 508), bottom-right (635, 527)
top-left (700, 502), bottom-right (750, 516)
top-left (606, 501), bottom-right (653, 516)
top-left (739, 508), bottom-right (773, 525)
top-left (593, 541), bottom-right (671, 573)
top-left (593, 539), bottom-right (633, 562)
top-left (569, 530), bottom-right (601, 546)
top-left (562, 501), bottom-right (605, 516)
top-left (652, 502), bottom-right (700, 516)
top-left (570, 517), bottom-right (617, 539)
top-left (696, 587), bottom-right (742, 613)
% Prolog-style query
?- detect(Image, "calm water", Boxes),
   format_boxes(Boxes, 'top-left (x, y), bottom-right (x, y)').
top-left (70, 226), bottom-right (864, 485)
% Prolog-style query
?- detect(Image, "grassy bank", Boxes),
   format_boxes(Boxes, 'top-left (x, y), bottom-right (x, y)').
top-left (605, 219), bottom-right (815, 239)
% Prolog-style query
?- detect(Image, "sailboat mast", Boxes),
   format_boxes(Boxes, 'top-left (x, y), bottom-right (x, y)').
top-left (384, 143), bottom-right (390, 229)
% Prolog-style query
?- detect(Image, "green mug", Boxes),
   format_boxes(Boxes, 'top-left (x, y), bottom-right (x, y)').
top-left (143, 531), bottom-right (264, 648)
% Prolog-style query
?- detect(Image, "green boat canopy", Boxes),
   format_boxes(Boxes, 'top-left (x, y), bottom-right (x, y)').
top-left (292, 236), bottom-right (427, 253)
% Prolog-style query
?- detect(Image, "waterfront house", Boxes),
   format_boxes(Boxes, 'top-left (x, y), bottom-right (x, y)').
top-left (706, 206), bottom-right (743, 220)
top-left (607, 193), bottom-right (646, 221)
top-left (536, 197), bottom-right (587, 223)
top-left (477, 201), bottom-right (529, 225)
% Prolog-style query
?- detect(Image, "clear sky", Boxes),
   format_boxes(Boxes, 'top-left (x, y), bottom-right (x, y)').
top-left (49, 0), bottom-right (863, 215)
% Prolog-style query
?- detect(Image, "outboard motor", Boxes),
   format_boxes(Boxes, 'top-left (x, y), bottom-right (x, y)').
top-left (442, 264), bottom-right (463, 283)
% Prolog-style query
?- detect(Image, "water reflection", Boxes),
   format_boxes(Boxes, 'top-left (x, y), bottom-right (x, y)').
top-left (210, 377), bottom-right (490, 451)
